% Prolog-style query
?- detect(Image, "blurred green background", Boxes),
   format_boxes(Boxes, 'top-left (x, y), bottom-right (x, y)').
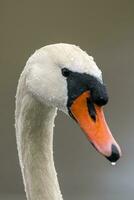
top-left (0, 0), bottom-right (134, 199)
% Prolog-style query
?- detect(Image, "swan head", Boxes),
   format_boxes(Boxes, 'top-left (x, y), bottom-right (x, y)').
top-left (26, 43), bottom-right (121, 163)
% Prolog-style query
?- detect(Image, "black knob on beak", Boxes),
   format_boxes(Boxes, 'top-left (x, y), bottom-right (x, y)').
top-left (94, 96), bottom-right (108, 106)
top-left (91, 84), bottom-right (109, 106)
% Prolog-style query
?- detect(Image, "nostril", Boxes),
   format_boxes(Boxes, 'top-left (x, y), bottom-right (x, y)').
top-left (106, 144), bottom-right (120, 163)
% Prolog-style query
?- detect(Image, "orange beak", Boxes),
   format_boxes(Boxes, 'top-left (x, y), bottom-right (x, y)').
top-left (70, 91), bottom-right (121, 162)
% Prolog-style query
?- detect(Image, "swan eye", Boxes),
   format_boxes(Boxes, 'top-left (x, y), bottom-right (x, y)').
top-left (62, 68), bottom-right (70, 77)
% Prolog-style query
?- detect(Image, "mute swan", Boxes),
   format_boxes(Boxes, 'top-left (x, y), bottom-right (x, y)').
top-left (15, 43), bottom-right (121, 200)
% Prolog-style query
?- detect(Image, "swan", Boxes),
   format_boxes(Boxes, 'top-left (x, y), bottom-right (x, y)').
top-left (15, 43), bottom-right (121, 200)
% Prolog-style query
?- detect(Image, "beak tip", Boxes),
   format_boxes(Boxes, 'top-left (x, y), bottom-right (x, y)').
top-left (105, 144), bottom-right (121, 163)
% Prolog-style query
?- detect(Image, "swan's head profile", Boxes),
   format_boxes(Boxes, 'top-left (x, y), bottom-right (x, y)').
top-left (26, 43), bottom-right (121, 163)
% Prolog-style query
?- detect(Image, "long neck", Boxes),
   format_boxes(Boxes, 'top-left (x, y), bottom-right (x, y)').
top-left (15, 71), bottom-right (63, 200)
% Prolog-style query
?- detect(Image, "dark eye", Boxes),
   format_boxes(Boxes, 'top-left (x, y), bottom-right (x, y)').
top-left (62, 68), bottom-right (70, 77)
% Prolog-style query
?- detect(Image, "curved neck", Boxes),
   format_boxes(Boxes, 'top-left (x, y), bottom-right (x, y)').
top-left (15, 72), bottom-right (63, 200)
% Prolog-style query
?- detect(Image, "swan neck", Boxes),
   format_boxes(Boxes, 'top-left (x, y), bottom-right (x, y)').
top-left (15, 73), bottom-right (63, 200)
